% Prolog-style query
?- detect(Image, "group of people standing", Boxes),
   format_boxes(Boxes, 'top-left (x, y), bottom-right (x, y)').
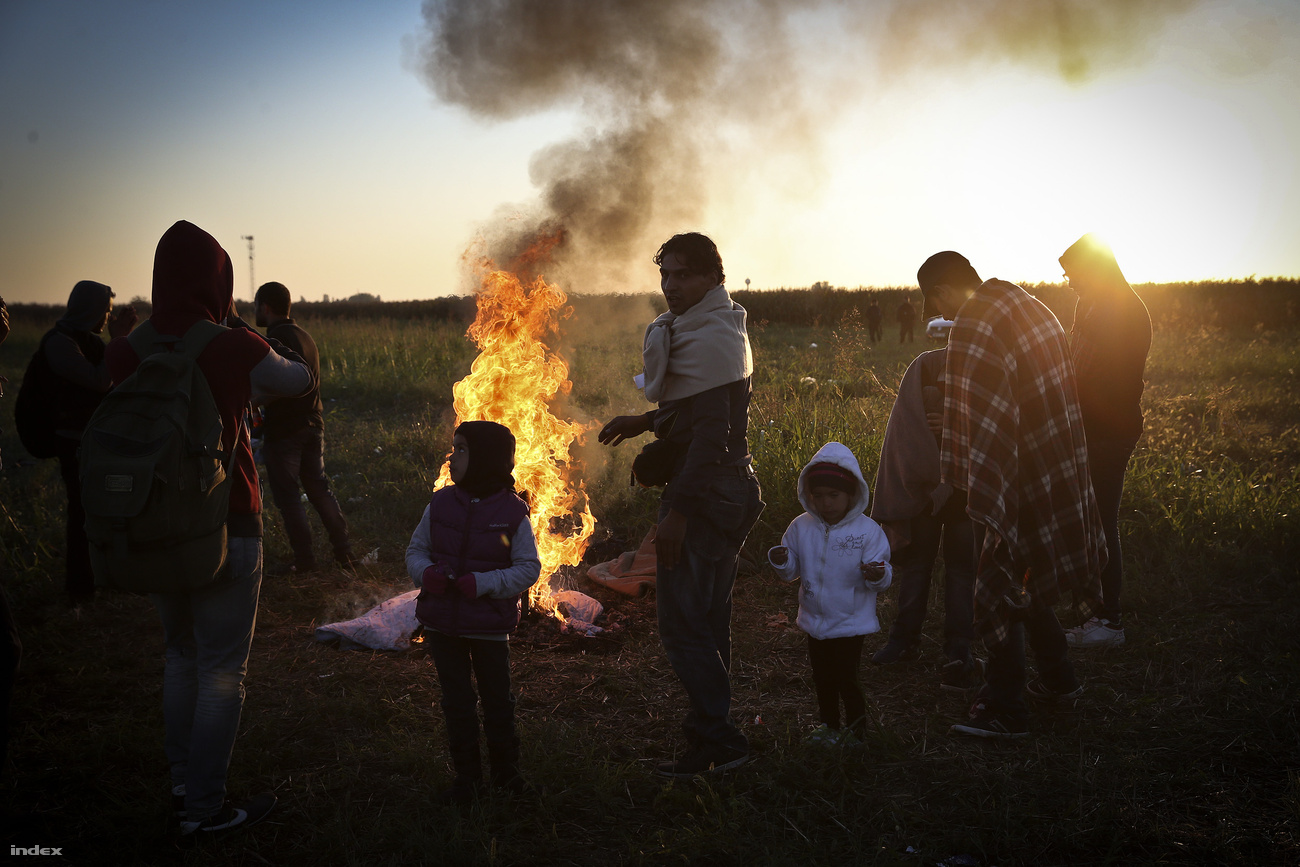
top-left (1, 222), bottom-right (1150, 841)
top-left (3, 221), bottom-right (360, 837)
top-left (597, 230), bottom-right (1151, 770)
top-left (864, 296), bottom-right (920, 344)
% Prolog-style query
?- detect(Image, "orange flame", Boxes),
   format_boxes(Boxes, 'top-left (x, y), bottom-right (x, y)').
top-left (435, 242), bottom-right (595, 616)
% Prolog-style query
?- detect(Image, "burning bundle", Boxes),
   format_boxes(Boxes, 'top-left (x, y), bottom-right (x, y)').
top-left (434, 250), bottom-right (596, 616)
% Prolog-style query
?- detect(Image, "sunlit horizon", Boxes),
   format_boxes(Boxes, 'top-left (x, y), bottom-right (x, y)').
top-left (2, 1), bottom-right (1298, 305)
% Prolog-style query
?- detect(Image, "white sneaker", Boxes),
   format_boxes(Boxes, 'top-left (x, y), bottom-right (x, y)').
top-left (1065, 617), bottom-right (1125, 648)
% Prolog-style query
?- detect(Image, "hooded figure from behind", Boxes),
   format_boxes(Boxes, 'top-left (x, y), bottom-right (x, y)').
top-left (102, 219), bottom-right (315, 835)
top-left (17, 279), bottom-right (136, 603)
top-left (1059, 233), bottom-right (1152, 646)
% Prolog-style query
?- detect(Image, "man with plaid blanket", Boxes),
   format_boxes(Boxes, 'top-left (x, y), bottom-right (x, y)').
top-left (917, 251), bottom-right (1105, 739)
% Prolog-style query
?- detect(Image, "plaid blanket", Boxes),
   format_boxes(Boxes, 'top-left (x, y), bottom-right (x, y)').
top-left (940, 280), bottom-right (1104, 644)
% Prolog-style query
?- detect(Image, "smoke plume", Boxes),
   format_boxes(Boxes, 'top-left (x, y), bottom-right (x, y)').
top-left (416, 0), bottom-right (1199, 292)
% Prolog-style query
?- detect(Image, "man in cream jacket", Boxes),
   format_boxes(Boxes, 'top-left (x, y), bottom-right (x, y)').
top-left (599, 232), bottom-right (763, 779)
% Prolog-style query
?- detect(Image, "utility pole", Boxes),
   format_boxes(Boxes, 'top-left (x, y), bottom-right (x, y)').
top-left (240, 235), bottom-right (255, 299)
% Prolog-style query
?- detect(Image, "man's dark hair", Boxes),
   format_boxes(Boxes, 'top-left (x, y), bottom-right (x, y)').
top-left (654, 233), bottom-right (725, 285)
top-left (917, 251), bottom-right (981, 296)
top-left (255, 281), bottom-right (292, 316)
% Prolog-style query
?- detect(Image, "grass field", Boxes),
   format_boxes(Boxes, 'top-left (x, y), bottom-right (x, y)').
top-left (1, 287), bottom-right (1298, 866)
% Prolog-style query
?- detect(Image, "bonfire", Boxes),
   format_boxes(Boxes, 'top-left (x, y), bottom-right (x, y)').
top-left (433, 243), bottom-right (596, 618)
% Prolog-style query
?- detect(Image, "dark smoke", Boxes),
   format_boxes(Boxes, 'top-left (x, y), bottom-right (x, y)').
top-left (416, 0), bottom-right (1199, 292)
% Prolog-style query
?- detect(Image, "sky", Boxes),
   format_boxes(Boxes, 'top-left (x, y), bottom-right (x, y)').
top-left (2, 0), bottom-right (1298, 305)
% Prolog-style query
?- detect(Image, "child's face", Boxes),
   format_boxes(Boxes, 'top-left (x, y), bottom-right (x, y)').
top-left (809, 484), bottom-right (852, 526)
top-left (449, 434), bottom-right (470, 483)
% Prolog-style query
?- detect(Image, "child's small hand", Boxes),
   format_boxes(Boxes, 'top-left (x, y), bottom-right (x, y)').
top-left (422, 563), bottom-right (455, 595)
top-left (769, 546), bottom-right (789, 566)
top-left (454, 573), bottom-right (478, 600)
top-left (861, 561), bottom-right (887, 582)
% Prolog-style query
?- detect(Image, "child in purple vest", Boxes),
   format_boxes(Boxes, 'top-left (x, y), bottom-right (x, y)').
top-left (405, 421), bottom-right (541, 804)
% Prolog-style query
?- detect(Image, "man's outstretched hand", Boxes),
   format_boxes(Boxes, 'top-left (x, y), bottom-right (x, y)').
top-left (598, 414), bottom-right (651, 447)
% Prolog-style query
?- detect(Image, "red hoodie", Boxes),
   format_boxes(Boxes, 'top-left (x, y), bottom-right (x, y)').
top-left (106, 221), bottom-right (274, 536)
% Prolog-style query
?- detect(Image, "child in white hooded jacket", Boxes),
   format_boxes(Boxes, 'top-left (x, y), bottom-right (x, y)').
top-left (769, 441), bottom-right (892, 744)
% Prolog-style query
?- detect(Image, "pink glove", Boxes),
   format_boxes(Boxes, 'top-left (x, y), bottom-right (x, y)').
top-left (454, 573), bottom-right (478, 601)
top-left (422, 564), bottom-right (454, 595)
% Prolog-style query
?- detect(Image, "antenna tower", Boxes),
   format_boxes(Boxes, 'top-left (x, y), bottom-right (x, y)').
top-left (240, 235), bottom-right (255, 299)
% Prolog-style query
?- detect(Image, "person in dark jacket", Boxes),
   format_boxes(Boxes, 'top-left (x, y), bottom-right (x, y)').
top-left (598, 232), bottom-right (764, 778)
top-left (871, 348), bottom-right (979, 690)
top-left (1059, 234), bottom-right (1153, 648)
top-left (253, 282), bottom-right (355, 574)
top-left (106, 220), bottom-right (315, 837)
top-left (897, 297), bottom-right (917, 343)
top-left (37, 281), bottom-right (137, 604)
top-left (405, 420), bottom-right (542, 804)
top-left (865, 299), bottom-right (883, 343)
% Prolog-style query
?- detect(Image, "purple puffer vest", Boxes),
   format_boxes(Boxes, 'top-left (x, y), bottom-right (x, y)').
top-left (415, 485), bottom-right (529, 636)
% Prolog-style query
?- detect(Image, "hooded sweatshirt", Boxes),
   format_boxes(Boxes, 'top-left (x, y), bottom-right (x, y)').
top-left (41, 280), bottom-right (115, 439)
top-left (767, 442), bottom-right (893, 640)
top-left (105, 221), bottom-right (314, 537)
top-left (1060, 235), bottom-right (1153, 444)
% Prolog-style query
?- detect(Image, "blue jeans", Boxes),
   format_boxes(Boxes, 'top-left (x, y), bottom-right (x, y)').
top-left (657, 470), bottom-right (762, 754)
top-left (1088, 435), bottom-right (1138, 623)
top-left (887, 497), bottom-right (975, 662)
top-left (264, 426), bottom-right (352, 566)
top-left (152, 537), bottom-right (263, 821)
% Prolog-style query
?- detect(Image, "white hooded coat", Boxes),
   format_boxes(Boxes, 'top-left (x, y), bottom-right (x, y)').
top-left (768, 442), bottom-right (893, 640)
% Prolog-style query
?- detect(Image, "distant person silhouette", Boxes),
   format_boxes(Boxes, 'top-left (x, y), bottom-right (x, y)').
top-left (897, 297), bottom-right (917, 343)
top-left (866, 299), bottom-right (883, 343)
top-left (1059, 235), bottom-right (1152, 649)
top-left (253, 282), bottom-right (356, 575)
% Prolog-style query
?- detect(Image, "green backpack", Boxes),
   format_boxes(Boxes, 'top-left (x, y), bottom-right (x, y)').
top-left (80, 319), bottom-right (235, 593)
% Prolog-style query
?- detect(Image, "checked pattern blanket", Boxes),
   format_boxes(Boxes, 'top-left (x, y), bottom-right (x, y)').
top-left (940, 279), bottom-right (1105, 644)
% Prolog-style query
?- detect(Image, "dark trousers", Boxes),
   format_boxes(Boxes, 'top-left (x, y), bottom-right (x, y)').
top-left (263, 427), bottom-right (351, 566)
top-left (807, 634), bottom-right (866, 735)
top-left (899, 323), bottom-right (914, 343)
top-left (974, 525), bottom-right (1076, 723)
top-left (867, 321), bottom-right (882, 343)
top-left (985, 606), bottom-right (1076, 724)
top-left (426, 631), bottom-right (517, 784)
top-left (57, 443), bottom-right (93, 600)
top-left (656, 471), bottom-right (763, 754)
top-left (887, 497), bottom-right (975, 662)
top-left (1088, 435), bottom-right (1138, 623)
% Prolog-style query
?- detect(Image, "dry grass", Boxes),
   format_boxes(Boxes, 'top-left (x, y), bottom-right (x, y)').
top-left (1, 296), bottom-right (1298, 865)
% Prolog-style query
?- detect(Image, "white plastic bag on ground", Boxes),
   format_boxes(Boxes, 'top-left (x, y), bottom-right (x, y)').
top-left (314, 589), bottom-right (420, 651)
top-left (553, 589), bottom-right (603, 636)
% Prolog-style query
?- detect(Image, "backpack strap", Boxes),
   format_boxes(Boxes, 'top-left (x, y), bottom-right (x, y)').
top-left (178, 319), bottom-right (229, 361)
top-left (126, 318), bottom-right (239, 465)
top-left (127, 318), bottom-right (229, 361)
